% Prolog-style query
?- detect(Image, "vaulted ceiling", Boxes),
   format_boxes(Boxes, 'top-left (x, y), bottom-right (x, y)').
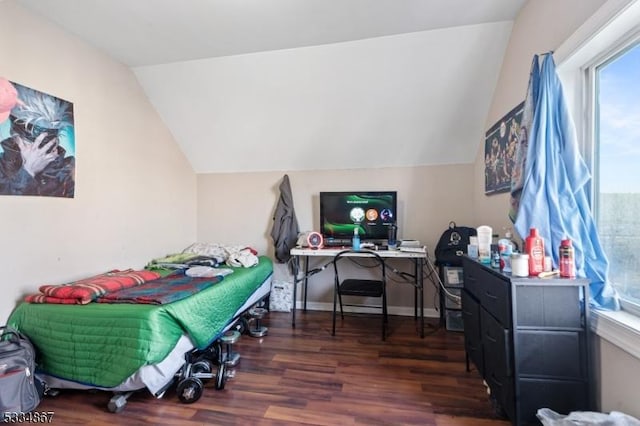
top-left (16, 0), bottom-right (526, 173)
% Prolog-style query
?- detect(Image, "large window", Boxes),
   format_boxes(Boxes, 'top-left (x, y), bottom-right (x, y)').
top-left (594, 40), bottom-right (640, 311)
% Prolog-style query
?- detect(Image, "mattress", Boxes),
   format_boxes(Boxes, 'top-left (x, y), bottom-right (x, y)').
top-left (8, 256), bottom-right (273, 389)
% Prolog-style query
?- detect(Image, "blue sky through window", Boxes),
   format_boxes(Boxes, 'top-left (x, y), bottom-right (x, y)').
top-left (598, 42), bottom-right (640, 194)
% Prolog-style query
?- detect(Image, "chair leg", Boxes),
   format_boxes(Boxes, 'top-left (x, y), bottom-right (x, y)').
top-left (383, 290), bottom-right (388, 323)
top-left (332, 281), bottom-right (338, 336)
top-left (382, 288), bottom-right (388, 341)
top-left (338, 292), bottom-right (344, 319)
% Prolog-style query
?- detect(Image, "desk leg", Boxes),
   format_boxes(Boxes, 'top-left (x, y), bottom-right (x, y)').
top-left (419, 258), bottom-right (425, 338)
top-left (414, 260), bottom-right (418, 320)
top-left (291, 256), bottom-right (299, 328)
top-left (303, 256), bottom-right (309, 311)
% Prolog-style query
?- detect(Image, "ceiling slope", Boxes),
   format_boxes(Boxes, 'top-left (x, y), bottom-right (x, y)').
top-left (16, 0), bottom-right (524, 173)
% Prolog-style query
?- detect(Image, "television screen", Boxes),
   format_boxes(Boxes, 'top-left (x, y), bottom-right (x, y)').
top-left (319, 191), bottom-right (397, 242)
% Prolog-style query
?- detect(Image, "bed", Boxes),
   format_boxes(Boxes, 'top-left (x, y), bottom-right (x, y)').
top-left (7, 255), bottom-right (273, 410)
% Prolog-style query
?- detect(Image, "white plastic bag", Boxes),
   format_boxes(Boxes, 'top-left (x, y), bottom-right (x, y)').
top-left (269, 280), bottom-right (293, 312)
top-left (537, 408), bottom-right (640, 426)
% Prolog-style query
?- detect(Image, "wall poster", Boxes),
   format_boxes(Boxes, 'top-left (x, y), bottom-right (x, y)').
top-left (484, 101), bottom-right (523, 195)
top-left (0, 78), bottom-right (75, 198)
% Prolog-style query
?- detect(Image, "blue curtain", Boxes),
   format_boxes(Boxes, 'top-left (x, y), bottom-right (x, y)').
top-left (513, 53), bottom-right (619, 310)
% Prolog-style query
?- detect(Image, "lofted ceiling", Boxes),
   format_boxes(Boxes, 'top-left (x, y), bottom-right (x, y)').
top-left (16, 0), bottom-right (526, 173)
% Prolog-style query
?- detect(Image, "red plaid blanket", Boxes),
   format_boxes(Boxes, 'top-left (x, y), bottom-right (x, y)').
top-left (24, 269), bottom-right (161, 304)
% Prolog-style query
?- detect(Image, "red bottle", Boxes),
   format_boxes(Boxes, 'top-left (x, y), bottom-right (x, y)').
top-left (559, 239), bottom-right (576, 278)
top-left (525, 228), bottom-right (545, 276)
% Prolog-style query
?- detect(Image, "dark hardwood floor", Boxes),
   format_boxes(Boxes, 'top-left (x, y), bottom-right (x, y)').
top-left (35, 310), bottom-right (510, 425)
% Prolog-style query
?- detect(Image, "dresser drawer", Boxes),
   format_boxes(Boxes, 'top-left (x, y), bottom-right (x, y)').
top-left (480, 275), bottom-right (511, 328)
top-left (462, 290), bottom-right (483, 375)
top-left (462, 257), bottom-right (483, 299)
top-left (517, 330), bottom-right (586, 379)
top-left (463, 258), bottom-right (511, 327)
top-left (481, 306), bottom-right (511, 379)
top-left (518, 379), bottom-right (589, 425)
top-left (515, 285), bottom-right (583, 328)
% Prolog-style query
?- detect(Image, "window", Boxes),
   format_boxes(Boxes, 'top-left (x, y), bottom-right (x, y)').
top-left (592, 39), bottom-right (640, 314)
top-left (555, 0), bottom-right (640, 356)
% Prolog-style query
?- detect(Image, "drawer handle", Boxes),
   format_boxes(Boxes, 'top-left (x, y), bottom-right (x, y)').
top-left (485, 333), bottom-right (497, 343)
top-left (485, 291), bottom-right (498, 300)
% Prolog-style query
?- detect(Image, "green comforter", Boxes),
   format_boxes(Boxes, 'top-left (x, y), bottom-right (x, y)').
top-left (8, 256), bottom-right (273, 388)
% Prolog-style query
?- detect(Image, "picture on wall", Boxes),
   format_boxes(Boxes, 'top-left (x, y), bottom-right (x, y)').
top-left (484, 101), bottom-right (524, 195)
top-left (0, 78), bottom-right (75, 198)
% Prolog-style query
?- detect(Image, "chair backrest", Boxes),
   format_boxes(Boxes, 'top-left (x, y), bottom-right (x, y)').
top-left (332, 249), bottom-right (386, 283)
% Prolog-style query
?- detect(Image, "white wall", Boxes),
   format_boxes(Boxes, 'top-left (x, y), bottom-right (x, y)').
top-left (134, 22), bottom-right (512, 174)
top-left (197, 165), bottom-right (475, 312)
top-left (0, 1), bottom-right (197, 322)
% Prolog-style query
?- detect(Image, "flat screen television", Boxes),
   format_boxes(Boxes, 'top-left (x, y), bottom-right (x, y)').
top-left (319, 191), bottom-right (397, 243)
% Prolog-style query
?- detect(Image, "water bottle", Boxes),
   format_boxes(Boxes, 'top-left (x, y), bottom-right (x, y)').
top-left (387, 224), bottom-right (398, 250)
top-left (352, 227), bottom-right (361, 251)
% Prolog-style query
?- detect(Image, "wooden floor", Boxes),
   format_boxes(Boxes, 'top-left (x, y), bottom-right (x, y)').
top-left (35, 310), bottom-right (510, 425)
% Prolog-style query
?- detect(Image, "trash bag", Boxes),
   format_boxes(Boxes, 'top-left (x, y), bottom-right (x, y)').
top-left (537, 408), bottom-right (640, 426)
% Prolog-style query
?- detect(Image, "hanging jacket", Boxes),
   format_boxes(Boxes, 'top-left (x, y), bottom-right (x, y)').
top-left (271, 174), bottom-right (299, 263)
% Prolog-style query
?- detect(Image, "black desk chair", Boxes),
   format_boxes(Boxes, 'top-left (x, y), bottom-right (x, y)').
top-left (332, 249), bottom-right (388, 340)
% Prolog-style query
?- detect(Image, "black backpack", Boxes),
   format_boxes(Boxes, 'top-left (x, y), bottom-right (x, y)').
top-left (435, 222), bottom-right (477, 266)
top-left (0, 326), bottom-right (41, 418)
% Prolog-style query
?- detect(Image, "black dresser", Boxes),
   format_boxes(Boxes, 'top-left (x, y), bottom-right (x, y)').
top-left (461, 256), bottom-right (592, 425)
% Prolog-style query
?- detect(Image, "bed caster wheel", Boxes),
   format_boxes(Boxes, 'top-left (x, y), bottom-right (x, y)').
top-left (215, 363), bottom-right (226, 390)
top-left (248, 307), bottom-right (268, 337)
top-left (107, 394), bottom-right (128, 413)
top-left (220, 330), bottom-right (241, 367)
top-left (177, 377), bottom-right (203, 403)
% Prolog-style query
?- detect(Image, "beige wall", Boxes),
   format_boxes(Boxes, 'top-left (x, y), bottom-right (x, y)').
top-left (0, 1), bottom-right (197, 322)
top-left (473, 0), bottom-right (607, 241)
top-left (197, 164), bottom-right (475, 313)
top-left (597, 338), bottom-right (640, 417)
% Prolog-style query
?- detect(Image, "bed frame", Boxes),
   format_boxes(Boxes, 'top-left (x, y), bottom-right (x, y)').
top-left (8, 257), bottom-right (273, 412)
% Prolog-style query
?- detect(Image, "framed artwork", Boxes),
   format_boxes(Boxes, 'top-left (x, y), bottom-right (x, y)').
top-left (0, 78), bottom-right (75, 198)
top-left (484, 102), bottom-right (523, 195)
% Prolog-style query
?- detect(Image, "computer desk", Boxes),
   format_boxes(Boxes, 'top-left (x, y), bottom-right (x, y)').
top-left (289, 246), bottom-right (428, 338)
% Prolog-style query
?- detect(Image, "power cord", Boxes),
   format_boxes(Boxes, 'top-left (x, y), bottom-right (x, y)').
top-left (424, 253), bottom-right (462, 303)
